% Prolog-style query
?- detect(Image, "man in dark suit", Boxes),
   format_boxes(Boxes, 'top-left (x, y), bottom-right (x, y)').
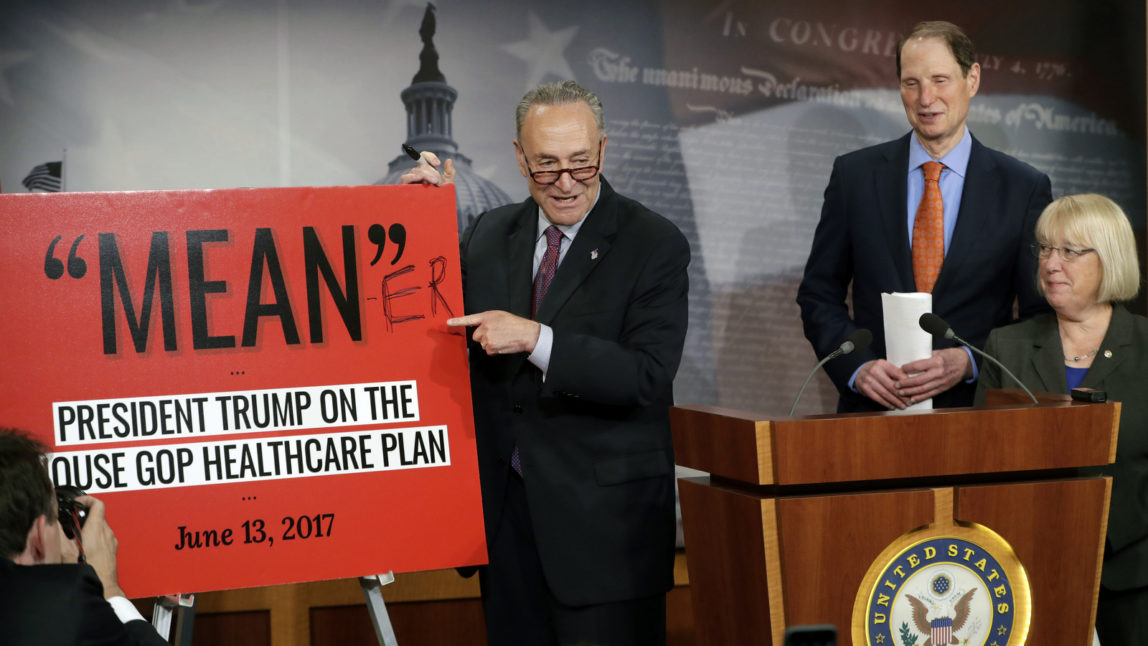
top-left (0, 429), bottom-right (168, 646)
top-left (796, 20), bottom-right (1052, 413)
top-left (403, 81), bottom-right (689, 645)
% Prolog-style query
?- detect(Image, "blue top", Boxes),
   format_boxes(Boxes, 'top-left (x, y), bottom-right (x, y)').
top-left (1065, 365), bottom-right (1088, 390)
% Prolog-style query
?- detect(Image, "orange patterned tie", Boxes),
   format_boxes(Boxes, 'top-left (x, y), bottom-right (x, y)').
top-left (912, 161), bottom-right (945, 293)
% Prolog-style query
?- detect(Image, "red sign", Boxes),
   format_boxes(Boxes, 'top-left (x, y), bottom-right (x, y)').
top-left (0, 186), bottom-right (485, 597)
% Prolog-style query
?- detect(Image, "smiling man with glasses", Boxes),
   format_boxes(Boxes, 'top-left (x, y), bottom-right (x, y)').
top-left (520, 151), bottom-right (600, 185)
top-left (513, 126), bottom-right (604, 228)
top-left (402, 80), bottom-right (690, 646)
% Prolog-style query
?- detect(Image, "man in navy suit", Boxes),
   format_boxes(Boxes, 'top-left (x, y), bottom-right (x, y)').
top-left (0, 429), bottom-right (168, 646)
top-left (403, 81), bottom-right (689, 645)
top-left (797, 20), bottom-right (1052, 413)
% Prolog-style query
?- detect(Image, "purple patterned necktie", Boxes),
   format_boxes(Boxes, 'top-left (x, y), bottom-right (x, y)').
top-left (513, 225), bottom-right (563, 477)
top-left (531, 225), bottom-right (563, 319)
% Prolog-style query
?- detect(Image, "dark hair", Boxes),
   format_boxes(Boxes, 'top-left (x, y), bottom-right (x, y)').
top-left (0, 429), bottom-right (55, 558)
top-left (896, 21), bottom-right (977, 79)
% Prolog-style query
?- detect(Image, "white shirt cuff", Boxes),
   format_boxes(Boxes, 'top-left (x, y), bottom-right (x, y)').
top-left (107, 596), bottom-right (146, 624)
top-left (527, 324), bottom-right (553, 377)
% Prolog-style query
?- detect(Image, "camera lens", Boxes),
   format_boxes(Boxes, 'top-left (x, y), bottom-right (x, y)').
top-left (55, 485), bottom-right (87, 539)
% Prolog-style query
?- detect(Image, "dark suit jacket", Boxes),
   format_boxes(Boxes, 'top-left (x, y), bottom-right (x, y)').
top-left (796, 132), bottom-right (1052, 412)
top-left (460, 177), bottom-right (689, 606)
top-left (974, 306), bottom-right (1148, 591)
top-left (0, 558), bottom-right (169, 646)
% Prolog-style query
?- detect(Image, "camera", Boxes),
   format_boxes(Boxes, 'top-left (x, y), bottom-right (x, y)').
top-left (56, 484), bottom-right (89, 540)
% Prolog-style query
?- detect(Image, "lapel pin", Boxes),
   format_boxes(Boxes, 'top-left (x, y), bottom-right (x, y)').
top-left (590, 249), bottom-right (599, 260)
top-left (1104, 349), bottom-right (1112, 358)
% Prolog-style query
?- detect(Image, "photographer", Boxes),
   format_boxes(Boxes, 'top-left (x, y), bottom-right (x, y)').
top-left (0, 428), bottom-right (168, 645)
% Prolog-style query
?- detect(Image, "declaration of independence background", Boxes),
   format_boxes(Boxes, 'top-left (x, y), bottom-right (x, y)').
top-left (2, 0), bottom-right (1144, 420)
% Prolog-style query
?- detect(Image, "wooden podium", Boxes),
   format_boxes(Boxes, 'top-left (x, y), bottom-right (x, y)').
top-left (672, 390), bottom-right (1118, 646)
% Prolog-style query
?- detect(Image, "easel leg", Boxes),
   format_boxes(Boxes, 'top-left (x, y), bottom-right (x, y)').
top-left (152, 593), bottom-right (196, 645)
top-left (360, 572), bottom-right (399, 646)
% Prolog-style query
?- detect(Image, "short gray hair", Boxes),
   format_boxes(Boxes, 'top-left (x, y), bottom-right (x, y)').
top-left (515, 81), bottom-right (605, 139)
top-left (1035, 193), bottom-right (1142, 303)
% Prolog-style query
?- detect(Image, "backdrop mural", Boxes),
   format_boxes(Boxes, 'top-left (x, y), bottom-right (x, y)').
top-left (2, 0), bottom-right (1144, 418)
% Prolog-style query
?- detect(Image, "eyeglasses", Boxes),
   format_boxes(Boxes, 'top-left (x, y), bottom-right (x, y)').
top-left (520, 146), bottom-right (601, 185)
top-left (1031, 243), bottom-right (1096, 262)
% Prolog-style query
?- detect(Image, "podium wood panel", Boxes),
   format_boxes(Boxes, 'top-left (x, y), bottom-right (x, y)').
top-left (678, 477), bottom-right (775, 646)
top-left (671, 405), bottom-right (772, 484)
top-left (775, 489), bottom-right (934, 632)
top-left (954, 477), bottom-right (1111, 645)
top-left (673, 398), bottom-right (1118, 485)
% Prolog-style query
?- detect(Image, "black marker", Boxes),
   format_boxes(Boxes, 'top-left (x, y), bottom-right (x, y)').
top-left (402, 144), bottom-right (432, 165)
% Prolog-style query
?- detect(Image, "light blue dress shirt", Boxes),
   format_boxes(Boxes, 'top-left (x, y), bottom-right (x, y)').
top-left (906, 126), bottom-right (972, 253)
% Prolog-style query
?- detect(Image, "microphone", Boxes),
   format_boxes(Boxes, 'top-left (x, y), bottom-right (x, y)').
top-left (838, 328), bottom-right (872, 356)
top-left (918, 312), bottom-right (953, 340)
top-left (917, 313), bottom-right (1038, 404)
top-left (789, 329), bottom-right (872, 416)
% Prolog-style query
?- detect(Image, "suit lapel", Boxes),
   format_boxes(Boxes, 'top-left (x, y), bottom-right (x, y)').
top-left (532, 178), bottom-right (617, 324)
top-left (876, 134), bottom-right (914, 292)
top-left (1030, 314), bottom-right (1067, 393)
top-left (1082, 305), bottom-right (1133, 388)
top-left (506, 203), bottom-right (536, 319)
top-left (934, 136), bottom-right (996, 295)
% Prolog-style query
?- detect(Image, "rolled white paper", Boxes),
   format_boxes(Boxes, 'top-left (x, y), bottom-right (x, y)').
top-left (881, 292), bottom-right (933, 411)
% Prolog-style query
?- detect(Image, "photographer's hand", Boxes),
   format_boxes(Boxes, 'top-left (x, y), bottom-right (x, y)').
top-left (75, 495), bottom-right (126, 599)
top-left (59, 527), bottom-right (80, 563)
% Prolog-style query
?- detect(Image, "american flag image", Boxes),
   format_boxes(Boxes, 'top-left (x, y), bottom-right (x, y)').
top-left (931, 617), bottom-right (953, 644)
top-left (21, 161), bottom-right (63, 192)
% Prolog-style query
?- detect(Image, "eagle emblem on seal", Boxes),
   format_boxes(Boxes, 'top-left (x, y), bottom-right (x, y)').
top-left (906, 588), bottom-right (976, 645)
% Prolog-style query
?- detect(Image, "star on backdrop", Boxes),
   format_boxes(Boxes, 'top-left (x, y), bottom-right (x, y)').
top-left (501, 12), bottom-right (578, 90)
